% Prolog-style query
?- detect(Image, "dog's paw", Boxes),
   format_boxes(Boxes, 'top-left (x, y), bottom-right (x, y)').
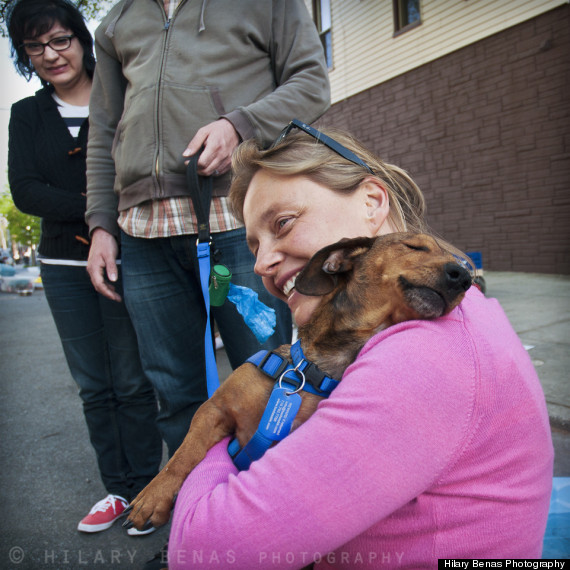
top-left (123, 474), bottom-right (182, 530)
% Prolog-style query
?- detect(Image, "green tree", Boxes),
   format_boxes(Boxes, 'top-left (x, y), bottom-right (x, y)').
top-left (0, 188), bottom-right (40, 260)
top-left (75, 0), bottom-right (117, 23)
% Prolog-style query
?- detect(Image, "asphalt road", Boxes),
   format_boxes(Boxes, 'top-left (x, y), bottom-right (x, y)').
top-left (0, 272), bottom-right (568, 569)
top-left (0, 290), bottom-right (170, 570)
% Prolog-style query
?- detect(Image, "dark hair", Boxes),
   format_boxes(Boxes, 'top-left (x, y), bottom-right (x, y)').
top-left (5, 0), bottom-right (95, 86)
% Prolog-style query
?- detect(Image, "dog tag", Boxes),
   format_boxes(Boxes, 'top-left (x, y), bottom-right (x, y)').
top-left (259, 387), bottom-right (302, 442)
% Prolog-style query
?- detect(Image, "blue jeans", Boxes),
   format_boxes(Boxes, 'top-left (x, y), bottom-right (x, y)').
top-left (120, 228), bottom-right (293, 456)
top-left (41, 263), bottom-right (162, 500)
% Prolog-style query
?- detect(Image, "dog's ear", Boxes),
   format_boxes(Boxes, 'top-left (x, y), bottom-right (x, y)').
top-left (295, 236), bottom-right (376, 296)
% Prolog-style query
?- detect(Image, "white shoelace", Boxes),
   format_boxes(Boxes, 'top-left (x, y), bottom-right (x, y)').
top-left (88, 494), bottom-right (128, 515)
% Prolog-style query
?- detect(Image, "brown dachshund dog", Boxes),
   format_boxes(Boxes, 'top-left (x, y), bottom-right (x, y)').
top-left (124, 232), bottom-right (471, 531)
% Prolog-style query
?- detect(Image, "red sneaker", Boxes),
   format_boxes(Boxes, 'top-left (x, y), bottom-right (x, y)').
top-left (77, 494), bottom-right (128, 533)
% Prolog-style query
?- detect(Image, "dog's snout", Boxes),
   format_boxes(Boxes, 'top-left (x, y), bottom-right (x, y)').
top-left (444, 263), bottom-right (472, 292)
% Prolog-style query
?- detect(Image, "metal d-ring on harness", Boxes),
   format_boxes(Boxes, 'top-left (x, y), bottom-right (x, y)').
top-left (227, 340), bottom-right (341, 470)
top-left (279, 358), bottom-right (306, 395)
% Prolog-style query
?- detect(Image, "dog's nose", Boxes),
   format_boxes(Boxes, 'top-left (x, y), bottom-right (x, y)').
top-left (444, 263), bottom-right (472, 292)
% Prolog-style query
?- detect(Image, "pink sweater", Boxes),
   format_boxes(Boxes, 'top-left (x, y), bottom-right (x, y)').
top-left (169, 288), bottom-right (553, 569)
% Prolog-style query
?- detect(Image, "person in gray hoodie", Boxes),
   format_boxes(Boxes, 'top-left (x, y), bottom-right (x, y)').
top-left (85, 0), bottom-right (330, 472)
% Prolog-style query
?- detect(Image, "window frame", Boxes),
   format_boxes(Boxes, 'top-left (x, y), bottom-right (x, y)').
top-left (313, 0), bottom-right (333, 70)
top-left (393, 0), bottom-right (422, 36)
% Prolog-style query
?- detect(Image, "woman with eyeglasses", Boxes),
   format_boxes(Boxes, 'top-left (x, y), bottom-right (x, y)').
top-left (6, 0), bottom-right (162, 534)
top-left (167, 124), bottom-right (554, 567)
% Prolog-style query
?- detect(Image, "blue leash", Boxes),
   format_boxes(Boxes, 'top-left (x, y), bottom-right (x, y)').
top-left (196, 241), bottom-right (219, 398)
top-left (187, 154), bottom-right (220, 398)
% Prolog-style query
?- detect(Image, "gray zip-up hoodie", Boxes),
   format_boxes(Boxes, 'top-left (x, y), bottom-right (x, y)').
top-left (86, 0), bottom-right (330, 237)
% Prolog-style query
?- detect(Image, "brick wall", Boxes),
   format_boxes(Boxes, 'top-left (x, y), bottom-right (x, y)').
top-left (319, 5), bottom-right (570, 274)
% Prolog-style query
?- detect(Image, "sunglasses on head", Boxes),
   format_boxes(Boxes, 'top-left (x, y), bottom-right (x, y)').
top-left (271, 119), bottom-right (374, 174)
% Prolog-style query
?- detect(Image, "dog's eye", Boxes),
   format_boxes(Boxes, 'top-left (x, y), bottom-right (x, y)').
top-left (404, 243), bottom-right (429, 252)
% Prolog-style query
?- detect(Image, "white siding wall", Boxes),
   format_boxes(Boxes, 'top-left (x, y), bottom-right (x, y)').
top-left (307, 0), bottom-right (567, 104)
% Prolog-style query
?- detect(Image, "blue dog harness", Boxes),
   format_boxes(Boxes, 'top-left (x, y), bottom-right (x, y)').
top-left (227, 340), bottom-right (340, 470)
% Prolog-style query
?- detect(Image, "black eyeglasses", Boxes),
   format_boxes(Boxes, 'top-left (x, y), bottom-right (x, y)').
top-left (272, 118), bottom-right (374, 174)
top-left (20, 34), bottom-right (75, 56)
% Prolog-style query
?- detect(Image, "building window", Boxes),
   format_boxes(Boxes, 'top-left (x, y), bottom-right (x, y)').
top-left (313, 0), bottom-right (333, 69)
top-left (393, 0), bottom-right (421, 34)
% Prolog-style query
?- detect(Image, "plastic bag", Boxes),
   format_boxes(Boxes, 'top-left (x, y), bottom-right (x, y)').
top-left (226, 283), bottom-right (276, 344)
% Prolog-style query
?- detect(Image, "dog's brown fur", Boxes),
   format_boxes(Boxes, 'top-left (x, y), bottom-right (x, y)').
top-left (125, 232), bottom-right (471, 530)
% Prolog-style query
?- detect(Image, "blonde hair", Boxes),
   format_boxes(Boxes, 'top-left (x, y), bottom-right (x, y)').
top-left (230, 126), bottom-right (469, 264)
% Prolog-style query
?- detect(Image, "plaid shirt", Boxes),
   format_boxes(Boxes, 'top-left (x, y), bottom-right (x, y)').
top-left (118, 196), bottom-right (242, 238)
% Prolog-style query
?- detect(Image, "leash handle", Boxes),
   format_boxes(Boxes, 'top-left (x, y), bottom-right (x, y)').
top-left (186, 155), bottom-right (219, 397)
top-left (186, 151), bottom-right (212, 244)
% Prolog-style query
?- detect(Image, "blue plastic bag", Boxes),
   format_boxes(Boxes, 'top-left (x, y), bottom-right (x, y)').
top-left (226, 283), bottom-right (276, 344)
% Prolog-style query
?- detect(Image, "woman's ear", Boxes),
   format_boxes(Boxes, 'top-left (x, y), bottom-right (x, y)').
top-left (360, 177), bottom-right (391, 235)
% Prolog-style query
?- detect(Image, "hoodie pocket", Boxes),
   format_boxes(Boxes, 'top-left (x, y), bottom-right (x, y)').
top-left (157, 82), bottom-right (226, 176)
top-left (111, 86), bottom-right (157, 191)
